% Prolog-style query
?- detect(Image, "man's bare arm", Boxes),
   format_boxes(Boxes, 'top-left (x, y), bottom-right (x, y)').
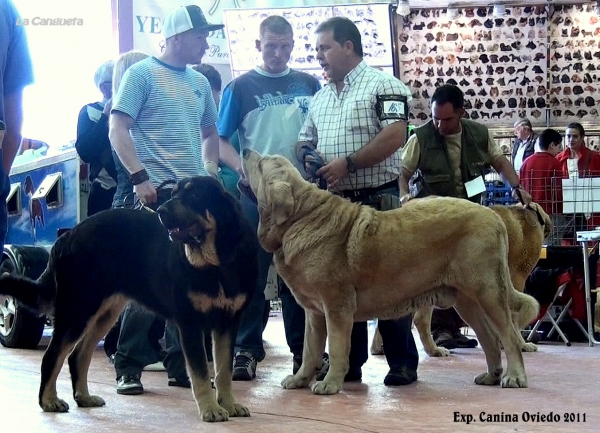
top-left (491, 155), bottom-right (532, 205)
top-left (219, 137), bottom-right (242, 176)
top-left (350, 121), bottom-right (407, 169)
top-left (200, 124), bottom-right (220, 176)
top-left (399, 167), bottom-right (413, 197)
top-left (109, 111), bottom-right (143, 174)
top-left (316, 121), bottom-right (407, 185)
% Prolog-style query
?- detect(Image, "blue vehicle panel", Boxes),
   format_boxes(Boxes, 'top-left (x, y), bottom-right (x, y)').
top-left (6, 148), bottom-right (86, 247)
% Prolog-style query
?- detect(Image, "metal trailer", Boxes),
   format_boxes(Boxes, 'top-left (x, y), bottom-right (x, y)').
top-left (0, 147), bottom-right (89, 348)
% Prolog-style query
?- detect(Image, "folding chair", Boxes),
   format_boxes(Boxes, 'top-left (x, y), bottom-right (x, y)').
top-left (526, 281), bottom-right (586, 346)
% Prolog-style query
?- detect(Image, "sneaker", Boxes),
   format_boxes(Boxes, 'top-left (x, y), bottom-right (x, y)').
top-left (292, 353), bottom-right (330, 375)
top-left (384, 365), bottom-right (417, 386)
top-left (232, 351), bottom-right (257, 381)
top-left (116, 374), bottom-right (143, 395)
top-left (318, 353), bottom-right (330, 378)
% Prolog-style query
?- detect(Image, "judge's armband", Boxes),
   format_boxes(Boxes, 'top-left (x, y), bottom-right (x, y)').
top-left (376, 95), bottom-right (409, 121)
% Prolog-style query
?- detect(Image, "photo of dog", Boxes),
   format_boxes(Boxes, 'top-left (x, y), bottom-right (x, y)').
top-left (0, 177), bottom-right (258, 423)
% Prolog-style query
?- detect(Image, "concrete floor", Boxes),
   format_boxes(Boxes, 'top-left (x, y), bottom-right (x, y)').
top-left (0, 313), bottom-right (598, 433)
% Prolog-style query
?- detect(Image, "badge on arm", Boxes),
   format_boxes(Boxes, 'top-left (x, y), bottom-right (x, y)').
top-left (376, 95), bottom-right (408, 121)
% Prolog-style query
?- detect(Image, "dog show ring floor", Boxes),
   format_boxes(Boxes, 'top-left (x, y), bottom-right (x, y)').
top-left (0, 312), bottom-right (598, 432)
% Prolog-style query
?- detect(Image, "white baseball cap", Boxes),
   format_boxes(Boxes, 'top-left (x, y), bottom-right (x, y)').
top-left (162, 5), bottom-right (224, 39)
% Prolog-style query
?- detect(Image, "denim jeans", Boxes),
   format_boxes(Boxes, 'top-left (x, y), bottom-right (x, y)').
top-left (111, 151), bottom-right (134, 209)
top-left (113, 192), bottom-right (186, 380)
top-left (233, 193), bottom-right (270, 361)
top-left (114, 303), bottom-right (162, 378)
top-left (344, 184), bottom-right (419, 371)
top-left (279, 277), bottom-right (305, 357)
top-left (234, 193), bottom-right (306, 361)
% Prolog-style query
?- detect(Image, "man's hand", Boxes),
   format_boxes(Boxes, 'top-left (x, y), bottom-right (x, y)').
top-left (103, 99), bottom-right (112, 117)
top-left (315, 157), bottom-right (348, 188)
top-left (134, 180), bottom-right (157, 205)
top-left (400, 193), bottom-right (413, 205)
top-left (512, 185), bottom-right (532, 207)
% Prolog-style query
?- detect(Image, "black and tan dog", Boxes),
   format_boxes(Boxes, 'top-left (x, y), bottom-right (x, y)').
top-left (0, 176), bottom-right (258, 422)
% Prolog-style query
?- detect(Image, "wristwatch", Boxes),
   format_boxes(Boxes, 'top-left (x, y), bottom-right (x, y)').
top-left (346, 155), bottom-right (357, 173)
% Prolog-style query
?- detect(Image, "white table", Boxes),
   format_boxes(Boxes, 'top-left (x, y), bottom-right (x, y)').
top-left (575, 230), bottom-right (600, 346)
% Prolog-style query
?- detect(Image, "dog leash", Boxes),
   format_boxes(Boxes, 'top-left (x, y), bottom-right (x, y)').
top-left (299, 145), bottom-right (327, 190)
top-left (514, 188), bottom-right (546, 227)
top-left (133, 179), bottom-right (178, 213)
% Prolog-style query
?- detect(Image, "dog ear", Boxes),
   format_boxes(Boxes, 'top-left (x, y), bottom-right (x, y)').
top-left (270, 181), bottom-right (294, 225)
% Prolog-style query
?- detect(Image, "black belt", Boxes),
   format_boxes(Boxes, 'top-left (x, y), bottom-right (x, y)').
top-left (340, 179), bottom-right (399, 199)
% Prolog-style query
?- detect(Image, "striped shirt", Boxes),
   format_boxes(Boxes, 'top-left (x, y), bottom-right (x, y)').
top-left (112, 57), bottom-right (218, 186)
top-left (298, 61), bottom-right (412, 190)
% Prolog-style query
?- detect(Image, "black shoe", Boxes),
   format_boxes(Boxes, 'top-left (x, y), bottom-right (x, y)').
top-left (435, 331), bottom-right (458, 349)
top-left (384, 366), bottom-right (417, 386)
top-left (454, 333), bottom-right (478, 348)
top-left (292, 354), bottom-right (302, 374)
top-left (168, 376), bottom-right (191, 388)
top-left (116, 374), bottom-right (143, 395)
top-left (435, 331), bottom-right (478, 349)
top-left (344, 367), bottom-right (362, 382)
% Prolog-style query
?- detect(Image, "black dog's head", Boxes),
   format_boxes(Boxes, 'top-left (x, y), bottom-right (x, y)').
top-left (157, 176), bottom-right (244, 266)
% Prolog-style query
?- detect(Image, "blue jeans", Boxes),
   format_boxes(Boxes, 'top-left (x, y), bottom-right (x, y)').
top-left (113, 192), bottom-right (186, 380)
top-left (234, 193), bottom-right (270, 361)
top-left (111, 151), bottom-right (134, 209)
top-left (345, 184), bottom-right (419, 371)
top-left (279, 277), bottom-right (305, 357)
top-left (114, 303), bottom-right (162, 378)
top-left (234, 193), bottom-right (305, 360)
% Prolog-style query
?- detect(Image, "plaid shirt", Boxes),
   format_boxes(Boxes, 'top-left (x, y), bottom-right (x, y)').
top-left (298, 61), bottom-right (411, 190)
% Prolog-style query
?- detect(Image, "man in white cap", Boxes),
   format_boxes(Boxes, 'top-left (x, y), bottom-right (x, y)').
top-left (109, 5), bottom-right (226, 395)
top-left (512, 118), bottom-right (538, 173)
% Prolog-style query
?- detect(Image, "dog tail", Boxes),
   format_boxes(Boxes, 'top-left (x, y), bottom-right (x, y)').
top-left (0, 268), bottom-right (56, 317)
top-left (509, 290), bottom-right (540, 328)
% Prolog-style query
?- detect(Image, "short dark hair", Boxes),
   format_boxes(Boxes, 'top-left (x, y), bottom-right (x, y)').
top-left (315, 17), bottom-right (363, 57)
top-left (192, 63), bottom-right (222, 91)
top-left (566, 122), bottom-right (585, 137)
top-left (259, 15), bottom-right (293, 38)
top-left (538, 128), bottom-right (562, 151)
top-left (431, 84), bottom-right (464, 110)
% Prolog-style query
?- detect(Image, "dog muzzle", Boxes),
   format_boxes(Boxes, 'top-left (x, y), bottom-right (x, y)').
top-left (166, 223), bottom-right (206, 244)
top-left (238, 180), bottom-right (258, 204)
